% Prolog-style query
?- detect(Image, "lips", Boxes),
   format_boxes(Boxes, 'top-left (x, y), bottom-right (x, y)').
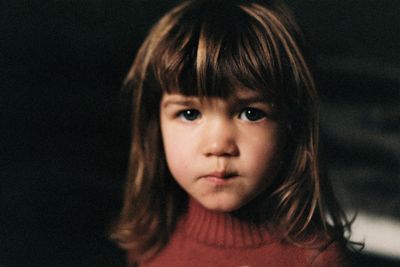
top-left (201, 171), bottom-right (238, 185)
top-left (204, 171), bottom-right (236, 179)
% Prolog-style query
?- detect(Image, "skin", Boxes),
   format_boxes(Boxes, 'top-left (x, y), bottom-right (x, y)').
top-left (160, 88), bottom-right (285, 212)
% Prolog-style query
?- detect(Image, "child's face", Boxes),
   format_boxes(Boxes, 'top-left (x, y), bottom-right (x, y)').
top-left (160, 88), bottom-right (285, 212)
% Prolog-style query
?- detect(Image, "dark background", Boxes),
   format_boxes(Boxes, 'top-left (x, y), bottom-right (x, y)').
top-left (1, 0), bottom-right (399, 266)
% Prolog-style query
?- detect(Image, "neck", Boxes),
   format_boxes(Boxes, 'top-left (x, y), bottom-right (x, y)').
top-left (179, 197), bottom-right (274, 248)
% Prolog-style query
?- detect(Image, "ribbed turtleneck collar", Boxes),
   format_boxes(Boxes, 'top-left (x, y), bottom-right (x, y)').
top-left (180, 198), bottom-right (273, 248)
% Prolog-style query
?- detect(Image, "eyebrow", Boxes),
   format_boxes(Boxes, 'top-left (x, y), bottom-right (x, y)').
top-left (161, 94), bottom-right (270, 108)
top-left (231, 95), bottom-right (270, 106)
top-left (161, 98), bottom-right (199, 108)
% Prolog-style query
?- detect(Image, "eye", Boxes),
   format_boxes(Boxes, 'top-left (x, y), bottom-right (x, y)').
top-left (178, 109), bottom-right (201, 121)
top-left (239, 107), bottom-right (267, 122)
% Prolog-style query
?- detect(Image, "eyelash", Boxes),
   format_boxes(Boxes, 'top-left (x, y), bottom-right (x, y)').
top-left (177, 109), bottom-right (201, 121)
top-left (177, 107), bottom-right (267, 122)
top-left (238, 107), bottom-right (267, 122)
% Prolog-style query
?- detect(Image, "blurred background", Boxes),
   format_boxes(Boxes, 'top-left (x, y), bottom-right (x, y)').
top-left (1, 0), bottom-right (399, 266)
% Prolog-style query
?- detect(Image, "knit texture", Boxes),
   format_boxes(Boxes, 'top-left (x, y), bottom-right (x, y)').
top-left (136, 199), bottom-right (348, 267)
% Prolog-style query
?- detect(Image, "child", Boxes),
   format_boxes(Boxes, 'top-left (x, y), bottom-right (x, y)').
top-left (111, 0), bottom-right (354, 266)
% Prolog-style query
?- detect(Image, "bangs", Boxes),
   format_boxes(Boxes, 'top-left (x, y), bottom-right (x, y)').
top-left (147, 0), bottom-right (298, 102)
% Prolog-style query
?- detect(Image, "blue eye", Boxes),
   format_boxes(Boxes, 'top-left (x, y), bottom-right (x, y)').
top-left (178, 109), bottom-right (201, 121)
top-left (239, 108), bottom-right (266, 121)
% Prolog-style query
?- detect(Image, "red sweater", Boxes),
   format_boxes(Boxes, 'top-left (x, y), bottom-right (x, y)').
top-left (137, 199), bottom-right (348, 267)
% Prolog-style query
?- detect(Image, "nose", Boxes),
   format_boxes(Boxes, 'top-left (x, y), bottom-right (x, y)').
top-left (201, 118), bottom-right (239, 157)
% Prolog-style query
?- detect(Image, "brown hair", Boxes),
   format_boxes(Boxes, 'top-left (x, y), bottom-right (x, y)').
top-left (111, 0), bottom-right (353, 261)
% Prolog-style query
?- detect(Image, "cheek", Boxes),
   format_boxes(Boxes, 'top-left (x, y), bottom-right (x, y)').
top-left (241, 127), bottom-right (284, 180)
top-left (162, 129), bottom-right (193, 180)
top-left (246, 144), bottom-right (277, 175)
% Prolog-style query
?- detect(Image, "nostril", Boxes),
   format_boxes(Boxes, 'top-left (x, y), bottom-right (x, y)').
top-left (204, 141), bottom-right (239, 157)
top-left (201, 119), bottom-right (239, 157)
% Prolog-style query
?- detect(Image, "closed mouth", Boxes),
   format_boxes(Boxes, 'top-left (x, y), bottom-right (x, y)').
top-left (203, 171), bottom-right (237, 179)
top-left (200, 171), bottom-right (239, 185)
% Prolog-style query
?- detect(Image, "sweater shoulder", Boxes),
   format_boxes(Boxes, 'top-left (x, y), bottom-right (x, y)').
top-left (308, 239), bottom-right (350, 267)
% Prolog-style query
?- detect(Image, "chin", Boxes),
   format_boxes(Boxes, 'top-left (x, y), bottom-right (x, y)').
top-left (198, 194), bottom-right (246, 213)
